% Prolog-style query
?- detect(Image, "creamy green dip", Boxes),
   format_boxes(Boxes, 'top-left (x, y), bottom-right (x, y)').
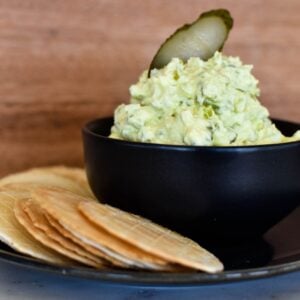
top-left (110, 52), bottom-right (300, 146)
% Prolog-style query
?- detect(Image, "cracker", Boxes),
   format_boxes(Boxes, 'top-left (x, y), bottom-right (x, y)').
top-left (0, 168), bottom-right (92, 198)
top-left (79, 201), bottom-right (224, 273)
top-left (32, 188), bottom-right (172, 271)
top-left (36, 166), bottom-right (95, 199)
top-left (23, 199), bottom-right (106, 268)
top-left (0, 191), bottom-right (69, 266)
top-left (44, 213), bottom-right (127, 268)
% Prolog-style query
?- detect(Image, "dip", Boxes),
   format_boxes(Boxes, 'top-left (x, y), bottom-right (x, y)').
top-left (110, 52), bottom-right (300, 146)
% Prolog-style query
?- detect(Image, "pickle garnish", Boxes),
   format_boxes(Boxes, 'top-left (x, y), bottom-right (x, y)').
top-left (149, 9), bottom-right (233, 74)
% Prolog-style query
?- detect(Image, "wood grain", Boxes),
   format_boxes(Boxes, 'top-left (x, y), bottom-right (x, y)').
top-left (0, 0), bottom-right (299, 176)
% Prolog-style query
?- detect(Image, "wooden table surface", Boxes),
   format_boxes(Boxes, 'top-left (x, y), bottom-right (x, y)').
top-left (0, 0), bottom-right (299, 176)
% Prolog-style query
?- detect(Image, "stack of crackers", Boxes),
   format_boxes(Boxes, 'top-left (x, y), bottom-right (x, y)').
top-left (0, 166), bottom-right (223, 273)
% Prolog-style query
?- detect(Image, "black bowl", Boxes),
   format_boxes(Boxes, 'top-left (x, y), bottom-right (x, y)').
top-left (82, 117), bottom-right (300, 241)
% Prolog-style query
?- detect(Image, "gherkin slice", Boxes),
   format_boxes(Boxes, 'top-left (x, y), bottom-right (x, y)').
top-left (149, 9), bottom-right (233, 74)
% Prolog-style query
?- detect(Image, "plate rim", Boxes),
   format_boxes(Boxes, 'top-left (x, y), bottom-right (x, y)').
top-left (0, 248), bottom-right (299, 287)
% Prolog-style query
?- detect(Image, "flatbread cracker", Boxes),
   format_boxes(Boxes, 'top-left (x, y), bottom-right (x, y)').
top-left (44, 213), bottom-right (127, 268)
top-left (0, 168), bottom-right (92, 198)
top-left (32, 188), bottom-right (172, 271)
top-left (23, 199), bottom-right (106, 268)
top-left (36, 166), bottom-right (95, 199)
top-left (79, 201), bottom-right (224, 273)
top-left (0, 191), bottom-right (69, 266)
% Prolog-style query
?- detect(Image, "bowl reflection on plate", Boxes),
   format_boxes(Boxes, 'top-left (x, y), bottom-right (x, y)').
top-left (82, 117), bottom-right (300, 241)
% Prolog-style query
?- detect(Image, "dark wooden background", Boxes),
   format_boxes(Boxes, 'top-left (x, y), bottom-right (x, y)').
top-left (0, 0), bottom-right (299, 176)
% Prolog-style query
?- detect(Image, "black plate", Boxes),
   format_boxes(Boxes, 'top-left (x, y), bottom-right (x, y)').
top-left (0, 206), bottom-right (299, 287)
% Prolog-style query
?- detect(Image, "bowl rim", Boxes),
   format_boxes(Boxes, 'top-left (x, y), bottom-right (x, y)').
top-left (82, 117), bottom-right (300, 151)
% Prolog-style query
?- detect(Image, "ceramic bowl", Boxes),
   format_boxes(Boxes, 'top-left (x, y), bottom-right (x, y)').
top-left (82, 117), bottom-right (300, 241)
